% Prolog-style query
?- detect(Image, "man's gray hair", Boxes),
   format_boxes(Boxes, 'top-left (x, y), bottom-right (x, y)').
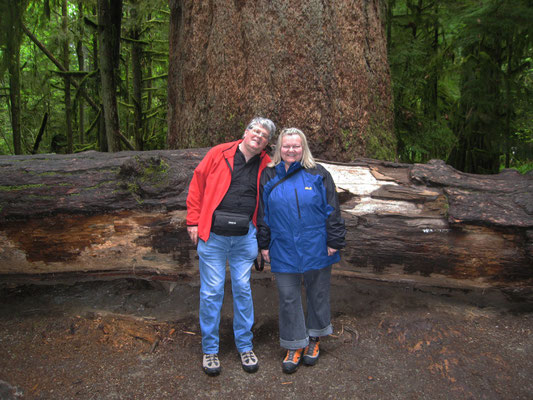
top-left (244, 117), bottom-right (276, 140)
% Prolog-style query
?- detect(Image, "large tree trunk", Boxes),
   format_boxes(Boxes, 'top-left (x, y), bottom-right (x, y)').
top-left (0, 151), bottom-right (531, 299)
top-left (167, 0), bottom-right (394, 161)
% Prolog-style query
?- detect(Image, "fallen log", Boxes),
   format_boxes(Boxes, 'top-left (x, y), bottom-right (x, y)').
top-left (0, 150), bottom-right (531, 298)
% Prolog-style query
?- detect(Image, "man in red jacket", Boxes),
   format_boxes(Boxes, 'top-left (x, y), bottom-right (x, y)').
top-left (186, 117), bottom-right (275, 376)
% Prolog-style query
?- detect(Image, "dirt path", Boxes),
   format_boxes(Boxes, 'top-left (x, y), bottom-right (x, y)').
top-left (0, 276), bottom-right (532, 399)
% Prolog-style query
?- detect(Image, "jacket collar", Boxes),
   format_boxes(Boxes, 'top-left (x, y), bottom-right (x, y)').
top-left (277, 161), bottom-right (302, 176)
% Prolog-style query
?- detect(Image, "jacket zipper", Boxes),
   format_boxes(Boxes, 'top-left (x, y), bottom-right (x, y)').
top-left (294, 188), bottom-right (301, 219)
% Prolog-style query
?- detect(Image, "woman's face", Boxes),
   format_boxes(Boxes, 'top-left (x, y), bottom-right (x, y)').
top-left (280, 134), bottom-right (303, 165)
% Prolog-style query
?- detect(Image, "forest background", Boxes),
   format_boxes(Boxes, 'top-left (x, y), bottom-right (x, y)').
top-left (0, 0), bottom-right (531, 174)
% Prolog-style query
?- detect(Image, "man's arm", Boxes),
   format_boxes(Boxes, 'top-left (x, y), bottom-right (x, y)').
top-left (186, 152), bottom-right (213, 243)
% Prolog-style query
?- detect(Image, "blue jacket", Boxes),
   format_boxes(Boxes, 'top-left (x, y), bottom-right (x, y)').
top-left (257, 161), bottom-right (346, 273)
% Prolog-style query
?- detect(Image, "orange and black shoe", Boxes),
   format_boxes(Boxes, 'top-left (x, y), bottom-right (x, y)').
top-left (282, 348), bottom-right (303, 374)
top-left (303, 337), bottom-right (320, 366)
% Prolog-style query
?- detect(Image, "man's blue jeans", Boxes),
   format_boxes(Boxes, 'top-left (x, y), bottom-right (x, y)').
top-left (197, 222), bottom-right (257, 354)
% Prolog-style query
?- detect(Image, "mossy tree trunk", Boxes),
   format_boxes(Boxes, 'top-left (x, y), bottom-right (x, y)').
top-left (0, 152), bottom-right (531, 298)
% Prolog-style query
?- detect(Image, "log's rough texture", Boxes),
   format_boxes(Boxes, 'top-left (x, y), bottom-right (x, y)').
top-left (0, 152), bottom-right (531, 296)
top-left (167, 0), bottom-right (394, 161)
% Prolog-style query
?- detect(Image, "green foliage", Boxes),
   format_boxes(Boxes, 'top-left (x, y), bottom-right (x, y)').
top-left (388, 0), bottom-right (533, 173)
top-left (0, 0), bottom-right (169, 155)
top-left (389, 0), bottom-right (460, 164)
top-left (507, 162), bottom-right (533, 174)
top-left (1, 0), bottom-right (531, 177)
top-left (447, 0), bottom-right (533, 173)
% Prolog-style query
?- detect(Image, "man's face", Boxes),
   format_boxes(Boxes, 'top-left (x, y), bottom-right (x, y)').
top-left (242, 125), bottom-right (269, 155)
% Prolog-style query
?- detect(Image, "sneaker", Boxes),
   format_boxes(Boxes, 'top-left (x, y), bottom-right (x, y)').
top-left (303, 337), bottom-right (320, 366)
top-left (282, 348), bottom-right (303, 374)
top-left (239, 350), bottom-right (259, 373)
top-left (202, 353), bottom-right (221, 376)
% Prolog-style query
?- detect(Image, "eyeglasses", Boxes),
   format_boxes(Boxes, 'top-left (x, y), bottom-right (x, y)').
top-left (249, 128), bottom-right (269, 140)
top-left (281, 145), bottom-right (302, 151)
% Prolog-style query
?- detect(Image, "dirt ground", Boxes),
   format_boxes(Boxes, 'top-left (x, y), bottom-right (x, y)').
top-left (0, 273), bottom-right (532, 400)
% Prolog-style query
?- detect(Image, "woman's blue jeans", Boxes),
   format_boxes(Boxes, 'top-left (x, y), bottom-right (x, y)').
top-left (274, 265), bottom-right (333, 350)
top-left (197, 222), bottom-right (257, 354)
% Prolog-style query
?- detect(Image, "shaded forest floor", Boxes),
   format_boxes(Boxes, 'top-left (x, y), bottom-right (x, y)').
top-left (0, 274), bottom-right (532, 400)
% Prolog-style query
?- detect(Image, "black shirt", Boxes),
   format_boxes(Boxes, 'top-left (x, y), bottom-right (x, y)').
top-left (213, 147), bottom-right (260, 233)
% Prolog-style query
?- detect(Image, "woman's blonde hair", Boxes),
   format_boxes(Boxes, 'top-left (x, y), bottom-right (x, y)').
top-left (268, 128), bottom-right (316, 168)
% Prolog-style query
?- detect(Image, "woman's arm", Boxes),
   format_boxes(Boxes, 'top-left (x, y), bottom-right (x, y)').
top-left (320, 166), bottom-right (346, 250)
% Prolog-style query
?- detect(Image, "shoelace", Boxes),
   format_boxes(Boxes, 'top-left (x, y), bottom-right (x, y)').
top-left (307, 340), bottom-right (319, 355)
top-left (241, 351), bottom-right (256, 364)
top-left (285, 349), bottom-right (300, 363)
top-left (205, 354), bottom-right (219, 366)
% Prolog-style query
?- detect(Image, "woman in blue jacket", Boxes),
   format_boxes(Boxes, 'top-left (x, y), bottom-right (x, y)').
top-left (257, 128), bottom-right (346, 374)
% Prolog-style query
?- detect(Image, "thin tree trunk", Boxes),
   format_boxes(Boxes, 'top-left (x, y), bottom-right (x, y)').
top-left (7, 46), bottom-right (22, 155)
top-left (145, 58), bottom-right (153, 143)
top-left (97, 0), bottom-right (123, 152)
top-left (504, 34), bottom-right (513, 169)
top-left (99, 106), bottom-right (107, 152)
top-left (5, 1), bottom-right (25, 155)
top-left (124, 50), bottom-right (131, 141)
top-left (130, 0), bottom-right (144, 151)
top-left (77, 1), bottom-right (86, 145)
top-left (90, 7), bottom-right (107, 153)
top-left (31, 112), bottom-right (48, 154)
top-left (62, 0), bottom-right (73, 153)
top-left (145, 13), bottom-right (153, 144)
top-left (430, 2), bottom-right (439, 121)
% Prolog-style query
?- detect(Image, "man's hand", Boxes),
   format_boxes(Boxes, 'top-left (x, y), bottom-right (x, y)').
top-left (187, 226), bottom-right (198, 245)
top-left (261, 249), bottom-right (270, 263)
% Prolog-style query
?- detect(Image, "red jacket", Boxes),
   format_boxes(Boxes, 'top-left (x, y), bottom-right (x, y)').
top-left (186, 140), bottom-right (271, 242)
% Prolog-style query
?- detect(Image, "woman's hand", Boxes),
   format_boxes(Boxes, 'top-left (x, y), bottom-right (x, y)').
top-left (261, 249), bottom-right (270, 263)
top-left (327, 247), bottom-right (338, 256)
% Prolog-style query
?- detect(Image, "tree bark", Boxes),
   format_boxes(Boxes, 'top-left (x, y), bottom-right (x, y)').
top-left (62, 0), bottom-right (73, 154)
top-left (7, 46), bottom-right (22, 155)
top-left (97, 0), bottom-right (123, 152)
top-left (76, 0), bottom-right (86, 145)
top-left (31, 112), bottom-right (48, 154)
top-left (130, 0), bottom-right (144, 151)
top-left (167, 0), bottom-right (394, 161)
top-left (4, 0), bottom-right (27, 155)
top-left (0, 152), bottom-right (531, 297)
